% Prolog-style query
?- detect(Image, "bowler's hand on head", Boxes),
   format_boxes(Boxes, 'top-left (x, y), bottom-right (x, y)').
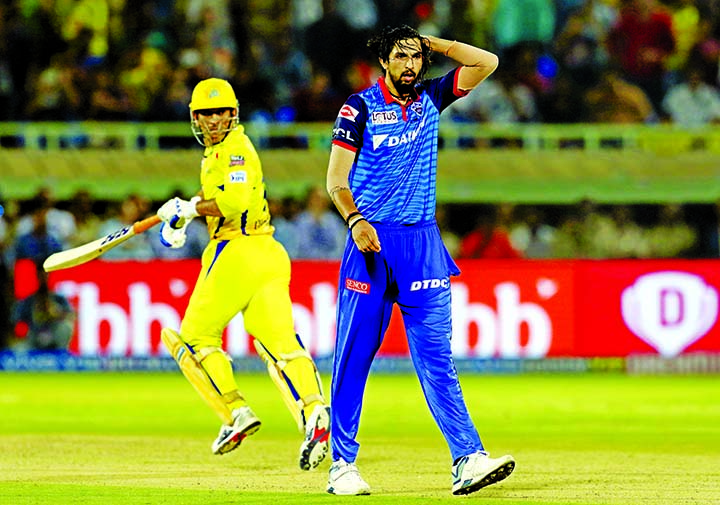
top-left (352, 221), bottom-right (381, 253)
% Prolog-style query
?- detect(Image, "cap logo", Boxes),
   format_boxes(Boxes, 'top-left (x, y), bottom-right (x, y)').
top-left (209, 89), bottom-right (219, 98)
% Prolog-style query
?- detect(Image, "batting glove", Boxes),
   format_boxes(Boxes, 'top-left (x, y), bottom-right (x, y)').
top-left (157, 196), bottom-right (200, 229)
top-left (159, 222), bottom-right (188, 248)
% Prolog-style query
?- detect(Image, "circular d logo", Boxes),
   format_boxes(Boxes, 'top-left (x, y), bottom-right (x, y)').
top-left (621, 271), bottom-right (718, 357)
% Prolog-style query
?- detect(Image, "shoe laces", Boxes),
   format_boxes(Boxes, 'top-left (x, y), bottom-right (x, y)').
top-left (330, 459), bottom-right (359, 477)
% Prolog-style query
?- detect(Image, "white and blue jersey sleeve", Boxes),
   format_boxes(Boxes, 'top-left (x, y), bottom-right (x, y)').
top-left (331, 68), bottom-right (468, 226)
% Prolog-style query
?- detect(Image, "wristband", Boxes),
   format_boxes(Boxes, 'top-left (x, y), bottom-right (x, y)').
top-left (345, 211), bottom-right (362, 225)
top-left (349, 217), bottom-right (367, 231)
top-left (189, 196), bottom-right (201, 218)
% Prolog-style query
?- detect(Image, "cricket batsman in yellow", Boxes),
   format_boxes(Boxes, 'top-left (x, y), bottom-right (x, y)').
top-left (155, 77), bottom-right (330, 471)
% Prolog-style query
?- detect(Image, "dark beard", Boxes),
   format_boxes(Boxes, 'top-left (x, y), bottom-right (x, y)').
top-left (393, 75), bottom-right (417, 96)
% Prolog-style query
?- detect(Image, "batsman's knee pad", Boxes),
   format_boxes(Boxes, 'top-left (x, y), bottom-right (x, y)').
top-left (161, 327), bottom-right (238, 425)
top-left (253, 338), bottom-right (324, 431)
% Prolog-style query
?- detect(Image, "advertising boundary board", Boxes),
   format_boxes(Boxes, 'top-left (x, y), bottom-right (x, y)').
top-left (10, 258), bottom-right (720, 371)
top-left (3, 352), bottom-right (720, 374)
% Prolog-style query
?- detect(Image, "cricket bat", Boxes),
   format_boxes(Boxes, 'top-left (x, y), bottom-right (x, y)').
top-left (43, 215), bottom-right (162, 272)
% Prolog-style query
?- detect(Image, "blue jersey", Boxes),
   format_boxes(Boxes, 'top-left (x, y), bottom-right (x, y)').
top-left (329, 67), bottom-right (487, 464)
top-left (331, 69), bottom-right (467, 225)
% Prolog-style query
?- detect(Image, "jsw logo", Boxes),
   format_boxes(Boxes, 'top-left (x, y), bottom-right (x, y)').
top-left (410, 278), bottom-right (449, 291)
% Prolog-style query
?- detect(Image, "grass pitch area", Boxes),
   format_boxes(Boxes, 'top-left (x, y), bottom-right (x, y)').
top-left (1, 371), bottom-right (718, 504)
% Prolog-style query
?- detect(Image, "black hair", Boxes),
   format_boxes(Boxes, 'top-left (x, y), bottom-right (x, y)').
top-left (367, 25), bottom-right (431, 82)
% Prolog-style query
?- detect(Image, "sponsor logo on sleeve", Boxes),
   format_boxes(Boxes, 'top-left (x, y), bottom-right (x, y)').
top-left (229, 155), bottom-right (245, 166)
top-left (332, 127), bottom-right (356, 143)
top-left (339, 105), bottom-right (359, 122)
top-left (345, 278), bottom-right (370, 294)
top-left (229, 170), bottom-right (247, 183)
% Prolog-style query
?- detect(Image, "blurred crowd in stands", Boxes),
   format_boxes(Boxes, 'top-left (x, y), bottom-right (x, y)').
top-left (2, 0), bottom-right (720, 125)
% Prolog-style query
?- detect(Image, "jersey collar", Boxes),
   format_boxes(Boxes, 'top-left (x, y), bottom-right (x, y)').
top-left (379, 76), bottom-right (419, 105)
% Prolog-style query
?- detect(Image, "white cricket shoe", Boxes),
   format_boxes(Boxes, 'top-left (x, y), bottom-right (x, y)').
top-left (451, 451), bottom-right (515, 495)
top-left (299, 405), bottom-right (330, 470)
top-left (211, 406), bottom-right (262, 455)
top-left (326, 459), bottom-right (371, 495)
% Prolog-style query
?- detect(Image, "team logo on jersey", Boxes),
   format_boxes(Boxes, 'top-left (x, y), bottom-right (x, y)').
top-left (410, 102), bottom-right (423, 116)
top-left (339, 104), bottom-right (359, 122)
top-left (345, 278), bottom-right (370, 294)
top-left (372, 110), bottom-right (398, 125)
top-left (229, 155), bottom-right (245, 166)
top-left (229, 170), bottom-right (247, 183)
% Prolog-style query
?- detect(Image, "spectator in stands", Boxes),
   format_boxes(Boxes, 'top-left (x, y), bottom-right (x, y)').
top-left (686, 17), bottom-right (720, 87)
top-left (61, 0), bottom-right (110, 67)
top-left (293, 67), bottom-right (352, 122)
top-left (536, 71), bottom-right (585, 123)
top-left (664, 0), bottom-right (702, 85)
top-left (304, 0), bottom-right (362, 96)
top-left (181, 1), bottom-right (236, 74)
top-left (582, 65), bottom-right (657, 122)
top-left (662, 64), bottom-right (720, 126)
top-left (337, 0), bottom-right (378, 34)
top-left (491, 0), bottom-right (556, 56)
top-left (293, 185), bottom-right (346, 259)
top-left (551, 211), bottom-right (585, 258)
top-left (258, 36), bottom-right (313, 112)
top-left (508, 206), bottom-right (557, 259)
top-left (25, 53), bottom-right (83, 121)
top-left (67, 188), bottom-right (102, 248)
top-left (87, 66), bottom-right (132, 121)
top-left (552, 0), bottom-right (617, 88)
top-left (159, 67), bottom-right (194, 121)
top-left (98, 194), bottom-right (154, 260)
top-left (447, 64), bottom-right (540, 123)
top-left (606, 0), bottom-right (676, 112)
top-left (458, 204), bottom-right (524, 259)
top-left (268, 197), bottom-right (300, 259)
top-left (0, 198), bottom-right (12, 350)
top-left (12, 269), bottom-right (75, 351)
top-left (646, 203), bottom-right (697, 257)
top-left (16, 187), bottom-right (76, 250)
top-left (13, 198), bottom-right (64, 266)
top-left (118, 44), bottom-right (171, 120)
top-left (601, 204), bottom-right (651, 258)
top-left (552, 199), bottom-right (614, 258)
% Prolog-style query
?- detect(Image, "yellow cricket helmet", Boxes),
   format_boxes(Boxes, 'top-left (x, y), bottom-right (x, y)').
top-left (189, 78), bottom-right (239, 145)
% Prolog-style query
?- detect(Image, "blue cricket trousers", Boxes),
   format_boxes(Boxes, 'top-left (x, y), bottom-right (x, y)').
top-left (330, 221), bottom-right (485, 463)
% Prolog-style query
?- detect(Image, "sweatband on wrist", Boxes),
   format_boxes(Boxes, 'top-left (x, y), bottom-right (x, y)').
top-left (349, 217), bottom-right (367, 231)
top-left (345, 211), bottom-right (362, 225)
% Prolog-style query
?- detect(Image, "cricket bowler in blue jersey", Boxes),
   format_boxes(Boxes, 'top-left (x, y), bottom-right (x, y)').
top-left (325, 25), bottom-right (515, 495)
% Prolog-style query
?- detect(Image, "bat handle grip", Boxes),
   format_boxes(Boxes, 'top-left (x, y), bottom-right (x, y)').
top-left (133, 215), bottom-right (163, 234)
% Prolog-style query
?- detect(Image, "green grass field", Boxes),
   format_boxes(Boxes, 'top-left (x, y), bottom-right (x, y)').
top-left (0, 371), bottom-right (718, 504)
